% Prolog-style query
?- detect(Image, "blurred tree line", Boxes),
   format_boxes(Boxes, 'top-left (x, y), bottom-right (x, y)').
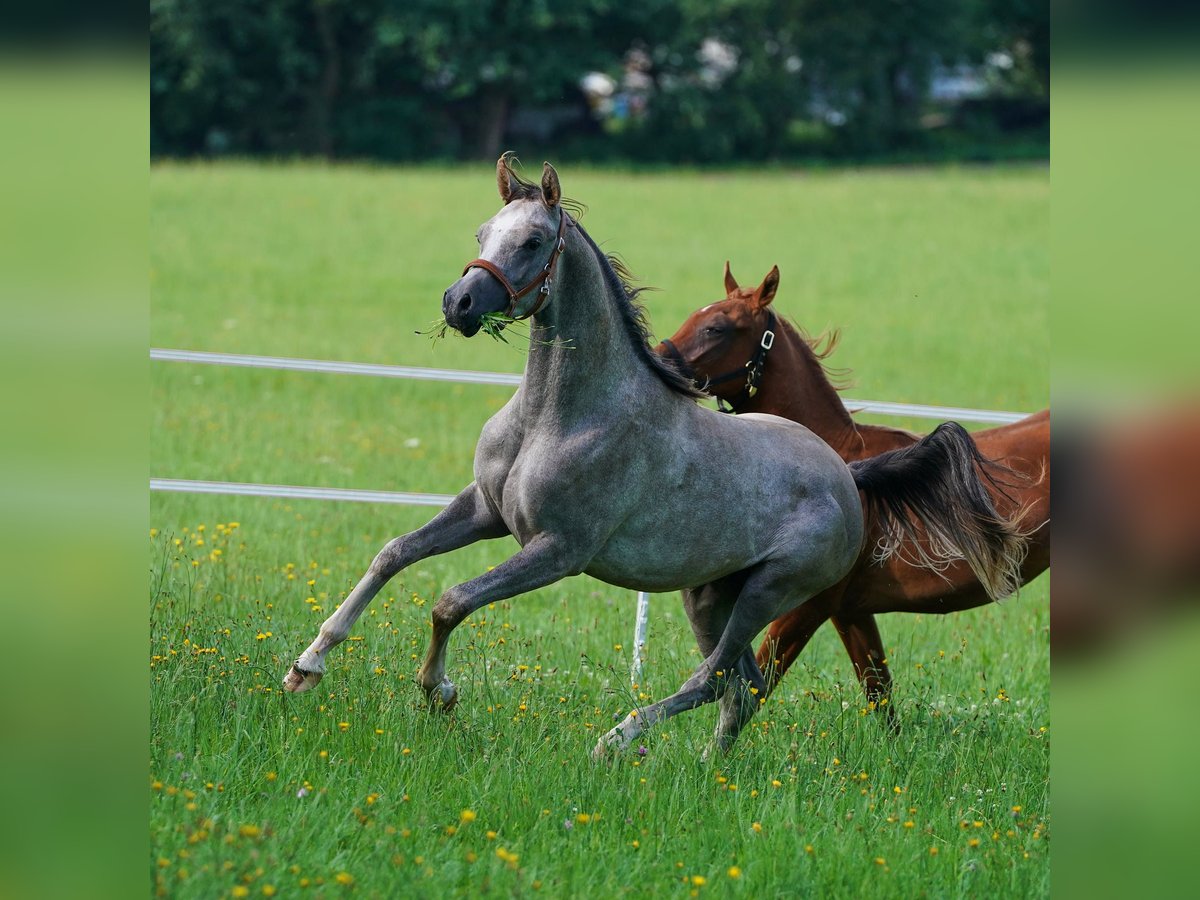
top-left (150, 0), bottom-right (1047, 164)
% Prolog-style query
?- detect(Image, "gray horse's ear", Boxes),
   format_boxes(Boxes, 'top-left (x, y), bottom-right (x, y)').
top-left (723, 260), bottom-right (738, 295)
top-left (752, 265), bottom-right (780, 309)
top-left (541, 162), bottom-right (561, 208)
top-left (497, 152), bottom-right (519, 204)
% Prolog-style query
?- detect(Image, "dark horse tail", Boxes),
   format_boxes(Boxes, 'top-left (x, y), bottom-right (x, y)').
top-left (849, 422), bottom-right (1028, 600)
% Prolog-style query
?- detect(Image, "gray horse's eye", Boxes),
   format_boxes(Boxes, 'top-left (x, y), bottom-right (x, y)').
top-left (522, 237), bottom-right (543, 251)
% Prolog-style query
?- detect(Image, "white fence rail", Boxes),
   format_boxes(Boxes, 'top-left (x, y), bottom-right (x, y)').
top-left (150, 348), bottom-right (1028, 425)
top-left (151, 346), bottom-right (1034, 686)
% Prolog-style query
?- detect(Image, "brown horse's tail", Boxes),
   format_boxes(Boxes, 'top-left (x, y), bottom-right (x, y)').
top-left (849, 422), bottom-right (1029, 599)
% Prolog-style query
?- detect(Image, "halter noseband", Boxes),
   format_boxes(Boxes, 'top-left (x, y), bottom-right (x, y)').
top-left (461, 210), bottom-right (573, 320)
top-left (661, 310), bottom-right (777, 414)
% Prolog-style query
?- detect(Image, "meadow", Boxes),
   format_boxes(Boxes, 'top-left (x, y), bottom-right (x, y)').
top-left (150, 162), bottom-right (1049, 897)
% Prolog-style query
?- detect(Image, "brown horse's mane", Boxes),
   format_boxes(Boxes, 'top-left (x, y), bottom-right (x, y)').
top-left (783, 317), bottom-right (853, 391)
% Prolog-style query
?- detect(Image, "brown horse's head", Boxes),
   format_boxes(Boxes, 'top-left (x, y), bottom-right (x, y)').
top-left (656, 262), bottom-right (779, 403)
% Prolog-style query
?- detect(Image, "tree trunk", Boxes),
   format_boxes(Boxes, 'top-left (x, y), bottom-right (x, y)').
top-left (309, 0), bottom-right (342, 159)
top-left (474, 87), bottom-right (511, 160)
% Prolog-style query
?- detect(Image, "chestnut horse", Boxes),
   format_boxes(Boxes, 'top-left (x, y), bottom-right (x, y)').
top-left (658, 263), bottom-right (1049, 721)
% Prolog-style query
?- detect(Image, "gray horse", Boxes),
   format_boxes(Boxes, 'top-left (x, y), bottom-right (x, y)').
top-left (284, 155), bottom-right (1025, 757)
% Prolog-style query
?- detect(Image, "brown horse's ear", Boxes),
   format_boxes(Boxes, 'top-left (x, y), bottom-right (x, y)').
top-left (723, 260), bottom-right (739, 295)
top-left (752, 265), bottom-right (780, 309)
top-left (541, 162), bottom-right (561, 207)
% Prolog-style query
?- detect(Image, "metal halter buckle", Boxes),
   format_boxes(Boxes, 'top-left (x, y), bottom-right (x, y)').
top-left (760, 330), bottom-right (775, 350)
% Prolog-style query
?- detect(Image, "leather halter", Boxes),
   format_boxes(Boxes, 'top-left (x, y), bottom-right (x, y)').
top-left (461, 209), bottom-right (573, 320)
top-left (661, 310), bottom-right (777, 413)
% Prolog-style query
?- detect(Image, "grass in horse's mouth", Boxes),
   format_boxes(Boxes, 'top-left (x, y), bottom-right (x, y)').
top-left (478, 311), bottom-right (516, 342)
top-left (417, 313), bottom-right (572, 350)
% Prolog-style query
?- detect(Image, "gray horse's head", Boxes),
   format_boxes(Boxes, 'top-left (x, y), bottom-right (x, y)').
top-left (442, 154), bottom-right (566, 336)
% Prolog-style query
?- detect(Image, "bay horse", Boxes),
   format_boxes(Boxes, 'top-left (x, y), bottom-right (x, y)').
top-left (283, 156), bottom-right (1026, 756)
top-left (658, 263), bottom-right (1049, 721)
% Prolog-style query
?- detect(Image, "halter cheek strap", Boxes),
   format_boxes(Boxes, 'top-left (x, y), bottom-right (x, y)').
top-left (665, 311), bottom-right (777, 413)
top-left (461, 210), bottom-right (573, 321)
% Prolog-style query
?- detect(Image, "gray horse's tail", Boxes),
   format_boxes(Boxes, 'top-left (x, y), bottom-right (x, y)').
top-left (849, 422), bottom-right (1029, 599)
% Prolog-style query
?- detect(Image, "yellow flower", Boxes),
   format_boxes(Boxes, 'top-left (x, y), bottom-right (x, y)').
top-left (460, 809), bottom-right (476, 824)
top-left (804, 844), bottom-right (814, 854)
top-left (261, 886), bottom-right (276, 897)
top-left (727, 866), bottom-right (742, 879)
top-left (929, 846), bottom-right (939, 856)
top-left (751, 822), bottom-right (762, 834)
top-left (334, 872), bottom-right (354, 886)
top-left (486, 830), bottom-right (497, 841)
top-left (231, 888), bottom-right (249, 899)
top-left (968, 837), bottom-right (981, 848)
top-left (874, 857), bottom-right (886, 866)
top-left (690, 875), bottom-right (706, 886)
top-left (265, 772), bottom-right (276, 782)
top-left (338, 722), bottom-right (350, 731)
top-left (238, 824), bottom-right (261, 838)
top-left (445, 825), bottom-right (457, 836)
top-left (575, 813), bottom-right (591, 825)
top-left (771, 779), bottom-right (782, 788)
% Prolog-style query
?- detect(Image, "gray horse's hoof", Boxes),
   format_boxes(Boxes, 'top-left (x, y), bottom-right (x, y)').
top-left (282, 663), bottom-right (323, 693)
top-left (424, 678), bottom-right (458, 712)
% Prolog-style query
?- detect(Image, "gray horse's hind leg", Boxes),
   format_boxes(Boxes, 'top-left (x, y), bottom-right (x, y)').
top-left (710, 649), bottom-right (768, 756)
top-left (679, 579), bottom-right (767, 756)
top-left (595, 560), bottom-right (819, 758)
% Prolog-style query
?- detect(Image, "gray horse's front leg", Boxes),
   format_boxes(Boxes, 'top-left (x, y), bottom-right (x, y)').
top-left (417, 535), bottom-right (583, 710)
top-left (283, 485), bottom-right (507, 693)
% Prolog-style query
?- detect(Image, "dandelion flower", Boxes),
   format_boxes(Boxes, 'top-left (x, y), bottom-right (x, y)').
top-left (727, 866), bottom-right (742, 879)
top-left (334, 872), bottom-right (354, 886)
top-left (460, 809), bottom-right (476, 824)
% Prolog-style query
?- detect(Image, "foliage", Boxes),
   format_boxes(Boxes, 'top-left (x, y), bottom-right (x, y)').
top-left (150, 0), bottom-right (1048, 163)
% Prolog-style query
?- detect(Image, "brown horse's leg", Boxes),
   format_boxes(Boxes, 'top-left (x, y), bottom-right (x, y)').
top-left (755, 594), bottom-right (837, 697)
top-left (832, 613), bottom-right (897, 731)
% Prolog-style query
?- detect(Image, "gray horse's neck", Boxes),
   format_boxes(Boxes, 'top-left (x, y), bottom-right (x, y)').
top-left (518, 226), bottom-right (667, 424)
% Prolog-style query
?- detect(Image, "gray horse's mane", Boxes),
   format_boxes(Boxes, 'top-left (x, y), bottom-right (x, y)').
top-left (573, 225), bottom-right (707, 399)
top-left (500, 158), bottom-right (703, 399)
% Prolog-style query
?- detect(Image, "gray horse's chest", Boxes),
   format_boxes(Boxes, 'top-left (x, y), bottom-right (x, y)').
top-left (477, 416), bottom-right (626, 544)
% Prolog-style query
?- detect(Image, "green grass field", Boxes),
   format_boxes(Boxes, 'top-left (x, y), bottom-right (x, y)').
top-left (150, 162), bottom-right (1049, 898)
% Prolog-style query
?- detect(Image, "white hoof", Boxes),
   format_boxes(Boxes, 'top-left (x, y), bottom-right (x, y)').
top-left (425, 678), bottom-right (458, 711)
top-left (593, 723), bottom-right (634, 759)
top-left (282, 663), bottom-right (323, 693)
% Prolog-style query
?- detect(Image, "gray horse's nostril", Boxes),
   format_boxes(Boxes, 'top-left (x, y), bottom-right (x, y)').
top-left (456, 293), bottom-right (472, 314)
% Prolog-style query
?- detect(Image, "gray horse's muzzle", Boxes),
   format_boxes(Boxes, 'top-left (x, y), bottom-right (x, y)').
top-left (442, 269), bottom-right (509, 337)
